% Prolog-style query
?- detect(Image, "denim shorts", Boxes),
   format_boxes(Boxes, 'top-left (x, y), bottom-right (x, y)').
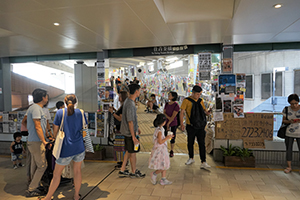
top-left (11, 153), bottom-right (23, 161)
top-left (56, 151), bottom-right (85, 166)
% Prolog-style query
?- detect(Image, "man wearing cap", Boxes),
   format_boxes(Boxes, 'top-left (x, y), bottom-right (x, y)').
top-left (180, 85), bottom-right (211, 169)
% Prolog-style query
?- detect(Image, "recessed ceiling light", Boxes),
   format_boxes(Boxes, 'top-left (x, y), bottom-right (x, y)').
top-left (273, 4), bottom-right (282, 8)
top-left (53, 23), bottom-right (60, 26)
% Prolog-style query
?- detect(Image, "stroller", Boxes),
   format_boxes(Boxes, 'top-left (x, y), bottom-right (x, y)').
top-left (41, 142), bottom-right (73, 190)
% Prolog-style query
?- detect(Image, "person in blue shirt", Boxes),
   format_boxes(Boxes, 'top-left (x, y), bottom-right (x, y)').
top-left (39, 94), bottom-right (86, 200)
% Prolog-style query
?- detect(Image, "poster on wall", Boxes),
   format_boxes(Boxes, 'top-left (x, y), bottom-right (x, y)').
top-left (222, 58), bottom-right (233, 73)
top-left (198, 53), bottom-right (211, 71)
top-left (96, 112), bottom-right (105, 137)
top-left (218, 74), bottom-right (236, 95)
top-left (233, 104), bottom-right (244, 118)
top-left (223, 100), bottom-right (232, 113)
top-left (199, 71), bottom-right (211, 81)
top-left (213, 112), bottom-right (224, 121)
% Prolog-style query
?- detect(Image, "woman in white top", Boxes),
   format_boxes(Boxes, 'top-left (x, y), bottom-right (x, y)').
top-left (282, 94), bottom-right (300, 173)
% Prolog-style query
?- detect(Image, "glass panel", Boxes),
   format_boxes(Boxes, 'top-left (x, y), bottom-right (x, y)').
top-left (261, 73), bottom-right (271, 99)
top-left (245, 75), bottom-right (253, 98)
top-left (294, 70), bottom-right (300, 96)
top-left (275, 72), bottom-right (282, 96)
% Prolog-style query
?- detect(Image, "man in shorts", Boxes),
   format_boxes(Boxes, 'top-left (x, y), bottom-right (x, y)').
top-left (119, 84), bottom-right (145, 178)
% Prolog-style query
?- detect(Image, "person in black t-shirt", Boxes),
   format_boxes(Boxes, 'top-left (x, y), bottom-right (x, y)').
top-left (10, 132), bottom-right (25, 169)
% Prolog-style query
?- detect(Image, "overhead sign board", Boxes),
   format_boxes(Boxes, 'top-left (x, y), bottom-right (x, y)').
top-left (133, 45), bottom-right (194, 56)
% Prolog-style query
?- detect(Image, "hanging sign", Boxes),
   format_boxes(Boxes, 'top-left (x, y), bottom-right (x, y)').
top-left (133, 45), bottom-right (194, 56)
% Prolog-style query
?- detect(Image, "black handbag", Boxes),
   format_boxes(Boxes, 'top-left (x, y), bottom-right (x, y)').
top-left (277, 106), bottom-right (290, 139)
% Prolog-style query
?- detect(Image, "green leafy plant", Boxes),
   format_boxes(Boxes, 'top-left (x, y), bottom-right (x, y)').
top-left (93, 144), bottom-right (104, 151)
top-left (220, 144), bottom-right (236, 156)
top-left (234, 147), bottom-right (253, 160)
top-left (220, 145), bottom-right (254, 159)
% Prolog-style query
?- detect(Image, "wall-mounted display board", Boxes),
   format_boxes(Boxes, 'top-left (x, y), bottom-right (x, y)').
top-left (215, 113), bottom-right (273, 148)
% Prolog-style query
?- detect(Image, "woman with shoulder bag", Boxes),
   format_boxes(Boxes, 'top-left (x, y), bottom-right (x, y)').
top-left (283, 94), bottom-right (300, 174)
top-left (39, 94), bottom-right (86, 200)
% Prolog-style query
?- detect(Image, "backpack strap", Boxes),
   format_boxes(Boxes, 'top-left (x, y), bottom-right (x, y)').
top-left (185, 97), bottom-right (197, 121)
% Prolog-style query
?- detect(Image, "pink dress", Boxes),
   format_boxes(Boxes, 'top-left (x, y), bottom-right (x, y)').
top-left (148, 127), bottom-right (170, 170)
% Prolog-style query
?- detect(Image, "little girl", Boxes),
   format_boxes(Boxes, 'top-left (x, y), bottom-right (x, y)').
top-left (148, 114), bottom-right (173, 185)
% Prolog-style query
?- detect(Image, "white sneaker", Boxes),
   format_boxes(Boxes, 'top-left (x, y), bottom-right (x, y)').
top-left (160, 179), bottom-right (172, 185)
top-left (200, 162), bottom-right (211, 169)
top-left (150, 172), bottom-right (157, 185)
top-left (185, 158), bottom-right (195, 165)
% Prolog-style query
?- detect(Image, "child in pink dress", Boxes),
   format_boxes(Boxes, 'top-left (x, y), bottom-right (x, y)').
top-left (148, 114), bottom-right (173, 185)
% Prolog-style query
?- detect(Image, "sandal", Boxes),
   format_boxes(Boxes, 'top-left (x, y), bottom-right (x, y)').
top-left (284, 167), bottom-right (292, 173)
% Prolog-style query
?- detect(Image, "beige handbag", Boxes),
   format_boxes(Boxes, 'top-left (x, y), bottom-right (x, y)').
top-left (52, 109), bottom-right (65, 159)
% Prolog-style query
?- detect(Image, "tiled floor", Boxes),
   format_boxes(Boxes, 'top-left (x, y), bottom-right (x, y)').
top-left (1, 104), bottom-right (300, 199)
top-left (137, 104), bottom-right (199, 154)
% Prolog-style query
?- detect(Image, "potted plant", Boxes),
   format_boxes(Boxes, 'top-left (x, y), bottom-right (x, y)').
top-left (220, 145), bottom-right (255, 167)
top-left (85, 144), bottom-right (106, 160)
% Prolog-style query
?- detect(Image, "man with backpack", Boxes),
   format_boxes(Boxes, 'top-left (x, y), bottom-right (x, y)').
top-left (180, 85), bottom-right (211, 169)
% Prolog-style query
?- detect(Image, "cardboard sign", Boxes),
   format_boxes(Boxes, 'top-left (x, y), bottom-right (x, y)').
top-left (243, 138), bottom-right (265, 149)
top-left (215, 113), bottom-right (273, 141)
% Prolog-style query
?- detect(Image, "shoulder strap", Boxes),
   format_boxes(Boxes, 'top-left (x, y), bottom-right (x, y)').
top-left (185, 97), bottom-right (195, 120)
top-left (285, 106), bottom-right (288, 120)
top-left (186, 97), bottom-right (194, 103)
top-left (59, 109), bottom-right (65, 131)
top-left (80, 109), bottom-right (87, 128)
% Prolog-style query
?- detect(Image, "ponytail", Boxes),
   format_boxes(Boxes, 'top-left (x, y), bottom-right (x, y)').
top-left (64, 94), bottom-right (77, 116)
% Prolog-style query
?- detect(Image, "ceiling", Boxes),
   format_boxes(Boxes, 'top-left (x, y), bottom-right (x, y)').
top-left (1, 0), bottom-right (300, 58)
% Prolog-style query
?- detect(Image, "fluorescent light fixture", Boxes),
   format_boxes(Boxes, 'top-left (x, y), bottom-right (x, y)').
top-left (54, 22), bottom-right (60, 26)
top-left (273, 4), bottom-right (282, 8)
top-left (166, 61), bottom-right (183, 70)
top-left (166, 56), bottom-right (178, 62)
top-left (147, 62), bottom-right (153, 65)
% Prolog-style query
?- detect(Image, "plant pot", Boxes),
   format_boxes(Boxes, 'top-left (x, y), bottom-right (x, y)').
top-left (85, 148), bottom-right (106, 160)
top-left (224, 156), bottom-right (255, 167)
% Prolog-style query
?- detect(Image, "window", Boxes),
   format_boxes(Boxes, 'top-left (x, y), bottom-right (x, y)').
top-left (294, 70), bottom-right (300, 96)
top-left (273, 72), bottom-right (282, 96)
top-left (261, 73), bottom-right (271, 99)
top-left (245, 75), bottom-right (253, 99)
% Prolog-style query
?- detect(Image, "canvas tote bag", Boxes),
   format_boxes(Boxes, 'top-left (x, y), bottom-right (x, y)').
top-left (80, 109), bottom-right (94, 153)
top-left (52, 109), bottom-right (65, 159)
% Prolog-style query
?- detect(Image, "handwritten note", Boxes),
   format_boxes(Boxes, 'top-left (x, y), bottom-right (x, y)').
top-left (215, 113), bottom-right (273, 141)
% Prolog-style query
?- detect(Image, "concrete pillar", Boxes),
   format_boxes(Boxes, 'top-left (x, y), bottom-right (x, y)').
top-left (0, 58), bottom-right (12, 111)
top-left (74, 62), bottom-right (97, 112)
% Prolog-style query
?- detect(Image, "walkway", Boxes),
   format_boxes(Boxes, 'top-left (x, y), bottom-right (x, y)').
top-left (137, 103), bottom-right (199, 155)
top-left (1, 104), bottom-right (300, 199)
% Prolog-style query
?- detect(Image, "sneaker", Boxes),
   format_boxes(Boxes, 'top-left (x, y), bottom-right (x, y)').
top-left (160, 179), bottom-right (172, 185)
top-left (13, 165), bottom-right (18, 169)
top-left (130, 169), bottom-right (146, 178)
top-left (185, 158), bottom-right (195, 165)
top-left (200, 162), bottom-right (211, 169)
top-left (118, 169), bottom-right (130, 178)
top-left (150, 172), bottom-right (157, 185)
top-left (169, 150), bottom-right (174, 158)
top-left (19, 163), bottom-right (25, 167)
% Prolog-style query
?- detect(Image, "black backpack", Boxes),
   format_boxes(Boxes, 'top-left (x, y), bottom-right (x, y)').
top-left (186, 97), bottom-right (207, 129)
